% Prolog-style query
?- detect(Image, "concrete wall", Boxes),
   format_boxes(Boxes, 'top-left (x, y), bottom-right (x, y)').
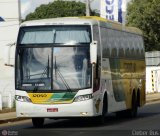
top-left (145, 51), bottom-right (160, 93)
top-left (146, 51), bottom-right (160, 66)
top-left (0, 0), bottom-right (19, 58)
top-left (146, 66), bottom-right (160, 93)
top-left (0, 0), bottom-right (19, 20)
top-left (0, 0), bottom-right (19, 108)
top-left (0, 21), bottom-right (19, 58)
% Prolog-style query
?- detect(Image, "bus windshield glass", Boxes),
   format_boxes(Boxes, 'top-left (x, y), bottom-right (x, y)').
top-left (16, 46), bottom-right (91, 92)
top-left (16, 25), bottom-right (92, 92)
top-left (19, 26), bottom-right (91, 45)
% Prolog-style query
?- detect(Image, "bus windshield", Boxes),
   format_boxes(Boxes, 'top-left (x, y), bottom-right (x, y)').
top-left (16, 46), bottom-right (91, 92)
top-left (19, 26), bottom-right (91, 45)
top-left (16, 25), bottom-right (92, 92)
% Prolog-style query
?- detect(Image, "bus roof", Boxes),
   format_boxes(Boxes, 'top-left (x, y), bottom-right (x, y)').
top-left (80, 16), bottom-right (142, 35)
top-left (21, 16), bottom-right (142, 35)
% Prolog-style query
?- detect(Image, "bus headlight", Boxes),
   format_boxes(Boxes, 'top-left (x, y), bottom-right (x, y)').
top-left (15, 95), bottom-right (32, 103)
top-left (74, 94), bottom-right (92, 102)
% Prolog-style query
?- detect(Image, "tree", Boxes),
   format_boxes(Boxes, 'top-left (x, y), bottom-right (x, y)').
top-left (127, 0), bottom-right (160, 51)
top-left (25, 0), bottom-right (98, 21)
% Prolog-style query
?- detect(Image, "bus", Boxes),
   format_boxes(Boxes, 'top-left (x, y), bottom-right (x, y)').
top-left (15, 16), bottom-right (145, 127)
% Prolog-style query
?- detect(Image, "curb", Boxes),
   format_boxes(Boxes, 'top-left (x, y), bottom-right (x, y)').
top-left (0, 117), bottom-right (30, 124)
top-left (146, 98), bottom-right (160, 104)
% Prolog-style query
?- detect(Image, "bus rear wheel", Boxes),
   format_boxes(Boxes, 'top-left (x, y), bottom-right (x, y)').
top-left (32, 118), bottom-right (44, 128)
top-left (127, 93), bottom-right (138, 118)
top-left (116, 93), bottom-right (138, 118)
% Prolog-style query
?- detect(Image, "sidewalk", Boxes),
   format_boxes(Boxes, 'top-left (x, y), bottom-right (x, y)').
top-left (0, 112), bottom-right (29, 124)
top-left (0, 93), bottom-right (160, 124)
top-left (146, 92), bottom-right (160, 103)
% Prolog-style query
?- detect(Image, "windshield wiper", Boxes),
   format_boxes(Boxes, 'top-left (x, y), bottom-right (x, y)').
top-left (33, 56), bottom-right (50, 92)
top-left (33, 66), bottom-right (47, 92)
top-left (54, 57), bottom-right (72, 92)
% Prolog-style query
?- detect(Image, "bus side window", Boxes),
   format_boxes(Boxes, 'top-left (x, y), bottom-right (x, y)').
top-left (125, 48), bottom-right (130, 58)
top-left (111, 48), bottom-right (117, 58)
top-left (135, 49), bottom-right (139, 59)
top-left (119, 48), bottom-right (125, 58)
top-left (93, 57), bottom-right (100, 92)
top-left (131, 48), bottom-right (135, 58)
top-left (93, 25), bottom-right (101, 92)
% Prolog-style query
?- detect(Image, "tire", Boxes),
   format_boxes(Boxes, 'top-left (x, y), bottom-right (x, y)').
top-left (116, 93), bottom-right (138, 118)
top-left (116, 111), bottom-right (125, 118)
top-left (96, 95), bottom-right (108, 125)
top-left (32, 118), bottom-right (44, 128)
top-left (127, 94), bottom-right (138, 118)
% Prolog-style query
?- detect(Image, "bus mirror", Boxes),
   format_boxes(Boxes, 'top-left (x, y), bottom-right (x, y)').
top-left (90, 41), bottom-right (97, 64)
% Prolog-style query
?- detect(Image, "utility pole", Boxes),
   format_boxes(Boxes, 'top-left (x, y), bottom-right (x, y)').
top-left (86, 0), bottom-right (90, 16)
top-left (18, 0), bottom-right (21, 24)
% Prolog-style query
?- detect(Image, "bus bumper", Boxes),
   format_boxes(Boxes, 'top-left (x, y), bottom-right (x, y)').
top-left (16, 99), bottom-right (98, 118)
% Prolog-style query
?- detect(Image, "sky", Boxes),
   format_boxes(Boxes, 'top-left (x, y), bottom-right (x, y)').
top-left (21, 0), bottom-right (100, 19)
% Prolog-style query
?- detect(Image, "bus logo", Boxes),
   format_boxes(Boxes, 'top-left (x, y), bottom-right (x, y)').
top-left (33, 94), bottom-right (47, 97)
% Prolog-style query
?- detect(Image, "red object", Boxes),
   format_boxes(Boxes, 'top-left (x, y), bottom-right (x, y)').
top-left (47, 108), bottom-right (58, 112)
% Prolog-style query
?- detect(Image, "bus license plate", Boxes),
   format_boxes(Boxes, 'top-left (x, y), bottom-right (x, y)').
top-left (47, 108), bottom-right (58, 112)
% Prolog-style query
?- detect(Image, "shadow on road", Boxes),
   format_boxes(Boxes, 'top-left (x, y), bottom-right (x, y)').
top-left (25, 103), bottom-right (160, 129)
top-left (27, 111), bottom-right (160, 129)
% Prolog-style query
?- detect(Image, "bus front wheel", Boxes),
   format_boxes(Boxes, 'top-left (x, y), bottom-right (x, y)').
top-left (32, 118), bottom-right (44, 128)
top-left (95, 94), bottom-right (108, 125)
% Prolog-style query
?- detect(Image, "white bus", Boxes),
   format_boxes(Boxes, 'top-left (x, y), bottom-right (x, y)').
top-left (15, 16), bottom-right (145, 127)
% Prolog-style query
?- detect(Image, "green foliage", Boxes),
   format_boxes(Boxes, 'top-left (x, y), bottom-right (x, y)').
top-left (127, 0), bottom-right (160, 51)
top-left (25, 0), bottom-right (98, 21)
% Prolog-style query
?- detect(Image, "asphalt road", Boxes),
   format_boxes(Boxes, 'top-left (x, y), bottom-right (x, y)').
top-left (0, 101), bottom-right (160, 136)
